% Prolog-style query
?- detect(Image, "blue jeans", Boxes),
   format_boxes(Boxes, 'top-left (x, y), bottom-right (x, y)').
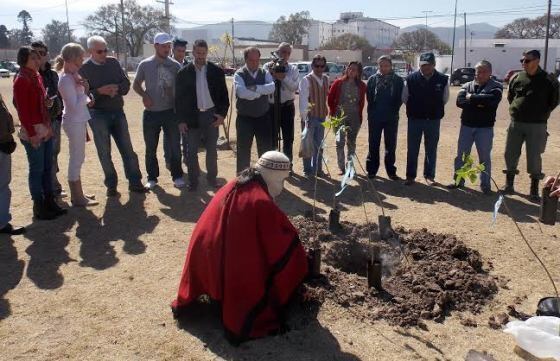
top-left (366, 118), bottom-right (399, 177)
top-left (453, 125), bottom-right (493, 190)
top-left (21, 139), bottom-right (54, 201)
top-left (142, 109), bottom-right (183, 181)
top-left (406, 118), bottom-right (441, 180)
top-left (302, 117), bottom-right (325, 175)
top-left (89, 109), bottom-right (143, 188)
top-left (0, 151), bottom-right (11, 228)
top-left (51, 119), bottom-right (62, 194)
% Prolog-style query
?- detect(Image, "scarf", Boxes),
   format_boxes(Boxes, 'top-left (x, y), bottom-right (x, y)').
top-left (374, 71), bottom-right (396, 98)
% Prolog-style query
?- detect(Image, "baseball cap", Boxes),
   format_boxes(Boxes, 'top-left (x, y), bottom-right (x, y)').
top-left (419, 52), bottom-right (436, 66)
top-left (154, 33), bottom-right (173, 45)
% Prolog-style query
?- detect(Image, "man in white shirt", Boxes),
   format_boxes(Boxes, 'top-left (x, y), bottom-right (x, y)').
top-left (263, 43), bottom-right (299, 173)
top-left (233, 47), bottom-right (275, 173)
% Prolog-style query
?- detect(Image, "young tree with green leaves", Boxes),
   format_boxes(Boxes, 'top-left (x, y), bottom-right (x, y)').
top-left (268, 11), bottom-right (311, 45)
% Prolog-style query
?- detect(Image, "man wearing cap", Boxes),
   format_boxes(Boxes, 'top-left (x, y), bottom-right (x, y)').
top-left (176, 39), bottom-right (230, 191)
top-left (403, 52), bottom-right (449, 186)
top-left (503, 49), bottom-right (559, 201)
top-left (133, 32), bottom-right (185, 190)
top-left (171, 150), bottom-right (308, 343)
top-left (234, 47), bottom-right (276, 173)
top-left (80, 35), bottom-right (148, 197)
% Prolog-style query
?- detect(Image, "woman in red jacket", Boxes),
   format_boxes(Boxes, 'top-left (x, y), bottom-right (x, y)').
top-left (13, 46), bottom-right (64, 220)
top-left (327, 62), bottom-right (366, 175)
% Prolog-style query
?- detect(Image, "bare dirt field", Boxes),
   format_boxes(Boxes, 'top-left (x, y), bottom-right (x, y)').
top-left (0, 76), bottom-right (559, 361)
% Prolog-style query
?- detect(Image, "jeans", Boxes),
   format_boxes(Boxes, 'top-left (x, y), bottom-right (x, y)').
top-left (51, 119), bottom-right (62, 194)
top-left (336, 112), bottom-right (361, 172)
top-left (21, 139), bottom-right (54, 201)
top-left (163, 131), bottom-right (188, 167)
top-left (302, 117), bottom-right (325, 175)
top-left (504, 121), bottom-right (548, 179)
top-left (63, 121), bottom-right (87, 182)
top-left (142, 109), bottom-right (183, 181)
top-left (236, 113), bottom-right (273, 173)
top-left (453, 125), bottom-right (494, 190)
top-left (185, 109), bottom-right (219, 185)
top-left (0, 151), bottom-right (11, 228)
top-left (89, 109), bottom-right (143, 188)
top-left (268, 101), bottom-right (295, 162)
top-left (366, 118), bottom-right (399, 177)
top-left (406, 118), bottom-right (441, 180)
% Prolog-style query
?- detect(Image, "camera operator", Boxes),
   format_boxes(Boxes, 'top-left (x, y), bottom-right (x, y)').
top-left (263, 42), bottom-right (299, 173)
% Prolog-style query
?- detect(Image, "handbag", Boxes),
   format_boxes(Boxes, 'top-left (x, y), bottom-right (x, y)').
top-left (298, 121), bottom-right (314, 159)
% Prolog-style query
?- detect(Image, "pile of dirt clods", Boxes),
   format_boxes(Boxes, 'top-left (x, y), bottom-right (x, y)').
top-left (291, 216), bottom-right (498, 327)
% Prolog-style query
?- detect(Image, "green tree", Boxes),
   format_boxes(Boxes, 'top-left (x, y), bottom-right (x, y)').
top-left (321, 33), bottom-right (372, 50)
top-left (393, 28), bottom-right (451, 54)
top-left (0, 25), bottom-right (9, 48)
top-left (269, 11), bottom-right (311, 45)
top-left (17, 10), bottom-right (33, 45)
top-left (42, 20), bottom-right (77, 55)
top-left (495, 14), bottom-right (560, 39)
top-left (83, 0), bottom-right (167, 57)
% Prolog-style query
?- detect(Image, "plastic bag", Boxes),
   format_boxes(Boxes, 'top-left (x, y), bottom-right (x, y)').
top-left (298, 121), bottom-right (314, 159)
top-left (504, 316), bottom-right (560, 360)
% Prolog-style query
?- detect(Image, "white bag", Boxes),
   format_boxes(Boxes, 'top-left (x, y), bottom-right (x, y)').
top-left (504, 316), bottom-right (560, 360)
top-left (298, 121), bottom-right (314, 159)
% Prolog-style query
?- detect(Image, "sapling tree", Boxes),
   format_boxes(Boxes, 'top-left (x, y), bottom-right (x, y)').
top-left (456, 154), bottom-right (558, 298)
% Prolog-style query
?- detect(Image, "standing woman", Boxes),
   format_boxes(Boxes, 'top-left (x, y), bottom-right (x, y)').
top-left (56, 43), bottom-right (98, 206)
top-left (327, 62), bottom-right (366, 175)
top-left (13, 46), bottom-right (65, 219)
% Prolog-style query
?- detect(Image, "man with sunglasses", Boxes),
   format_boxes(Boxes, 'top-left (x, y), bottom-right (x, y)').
top-left (504, 49), bottom-right (559, 201)
top-left (31, 41), bottom-right (65, 200)
top-left (80, 35), bottom-right (148, 196)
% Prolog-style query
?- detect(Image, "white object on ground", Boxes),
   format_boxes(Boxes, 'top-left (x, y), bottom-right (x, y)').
top-left (504, 316), bottom-right (560, 360)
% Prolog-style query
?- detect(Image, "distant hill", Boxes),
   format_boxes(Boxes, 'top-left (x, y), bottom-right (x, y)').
top-left (400, 23), bottom-right (499, 46)
top-left (178, 21), bottom-right (273, 43)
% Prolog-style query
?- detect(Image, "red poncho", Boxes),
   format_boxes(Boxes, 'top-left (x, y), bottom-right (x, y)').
top-left (171, 178), bottom-right (308, 342)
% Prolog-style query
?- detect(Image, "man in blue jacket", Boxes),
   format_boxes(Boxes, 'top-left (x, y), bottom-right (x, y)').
top-left (448, 60), bottom-right (503, 194)
top-left (403, 52), bottom-right (449, 186)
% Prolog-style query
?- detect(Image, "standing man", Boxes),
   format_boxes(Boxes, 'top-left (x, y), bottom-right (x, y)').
top-left (133, 33), bottom-right (185, 189)
top-left (263, 42), bottom-right (299, 172)
top-left (299, 54), bottom-right (329, 177)
top-left (233, 47), bottom-right (275, 173)
top-left (403, 52), bottom-right (449, 186)
top-left (31, 41), bottom-right (65, 198)
top-left (176, 39), bottom-right (229, 191)
top-left (80, 35), bottom-right (148, 196)
top-left (504, 49), bottom-right (559, 201)
top-left (365, 55), bottom-right (404, 180)
top-left (448, 60), bottom-right (503, 194)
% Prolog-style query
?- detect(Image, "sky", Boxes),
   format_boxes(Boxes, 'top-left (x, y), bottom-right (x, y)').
top-left (1, 0), bottom-right (559, 37)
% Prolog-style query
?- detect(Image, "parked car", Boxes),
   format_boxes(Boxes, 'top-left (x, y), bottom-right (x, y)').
top-left (450, 67), bottom-right (475, 86)
top-left (504, 69), bottom-right (522, 83)
top-left (362, 65), bottom-right (376, 80)
top-left (0, 68), bottom-right (10, 78)
top-left (293, 61), bottom-right (344, 86)
top-left (0, 60), bottom-right (19, 73)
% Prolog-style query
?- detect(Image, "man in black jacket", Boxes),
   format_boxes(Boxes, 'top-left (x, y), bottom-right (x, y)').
top-left (448, 60), bottom-right (503, 194)
top-left (175, 39), bottom-right (229, 190)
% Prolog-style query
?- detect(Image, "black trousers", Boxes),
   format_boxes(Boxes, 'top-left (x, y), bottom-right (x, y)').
top-left (236, 113), bottom-right (273, 174)
top-left (268, 101), bottom-right (295, 163)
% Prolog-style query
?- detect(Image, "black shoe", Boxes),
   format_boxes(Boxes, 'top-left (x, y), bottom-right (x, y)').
top-left (367, 173), bottom-right (376, 179)
top-left (0, 223), bottom-right (26, 235)
top-left (404, 178), bottom-right (415, 186)
top-left (388, 174), bottom-right (401, 181)
top-left (107, 187), bottom-right (121, 197)
top-left (33, 200), bottom-right (57, 220)
top-left (44, 195), bottom-right (67, 216)
top-left (128, 184), bottom-right (148, 193)
top-left (187, 183), bottom-right (198, 192)
top-left (482, 188), bottom-right (492, 195)
top-left (316, 171), bottom-right (327, 178)
top-left (207, 179), bottom-right (223, 189)
top-left (446, 183), bottom-right (463, 189)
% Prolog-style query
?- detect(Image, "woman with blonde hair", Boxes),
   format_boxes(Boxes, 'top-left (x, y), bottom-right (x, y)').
top-left (56, 43), bottom-right (98, 206)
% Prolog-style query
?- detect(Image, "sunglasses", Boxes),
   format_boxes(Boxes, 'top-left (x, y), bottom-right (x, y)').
top-left (96, 49), bottom-right (109, 55)
top-left (313, 64), bottom-right (326, 68)
top-left (520, 58), bottom-right (536, 64)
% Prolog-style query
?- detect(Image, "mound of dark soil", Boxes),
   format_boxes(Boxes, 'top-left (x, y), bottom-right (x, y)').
top-left (291, 216), bottom-right (498, 327)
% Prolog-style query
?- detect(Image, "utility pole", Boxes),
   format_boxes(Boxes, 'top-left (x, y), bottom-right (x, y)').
top-left (156, 0), bottom-right (173, 33)
top-left (422, 10), bottom-right (432, 50)
top-left (450, 0), bottom-right (458, 75)
top-left (544, 0), bottom-right (552, 71)
top-left (464, 12), bottom-right (467, 67)
top-left (120, 0), bottom-right (128, 72)
top-left (231, 18), bottom-right (235, 67)
top-left (65, 0), bottom-right (71, 42)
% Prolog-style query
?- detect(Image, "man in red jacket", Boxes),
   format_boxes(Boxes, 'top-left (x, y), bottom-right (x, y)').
top-left (171, 151), bottom-right (308, 344)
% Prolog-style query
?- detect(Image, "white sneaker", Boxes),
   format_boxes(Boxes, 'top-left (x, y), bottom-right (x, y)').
top-left (145, 180), bottom-right (157, 190)
top-left (173, 178), bottom-right (186, 189)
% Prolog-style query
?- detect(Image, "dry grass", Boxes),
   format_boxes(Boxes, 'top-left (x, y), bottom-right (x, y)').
top-left (0, 76), bottom-right (559, 360)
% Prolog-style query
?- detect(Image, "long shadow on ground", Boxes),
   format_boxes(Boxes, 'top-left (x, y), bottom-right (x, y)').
top-left (0, 236), bottom-right (24, 320)
top-left (175, 299), bottom-right (361, 361)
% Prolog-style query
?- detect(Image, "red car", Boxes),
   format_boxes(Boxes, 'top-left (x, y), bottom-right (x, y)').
top-left (504, 69), bottom-right (522, 83)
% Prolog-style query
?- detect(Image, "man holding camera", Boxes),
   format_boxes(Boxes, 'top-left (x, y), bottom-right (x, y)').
top-left (263, 43), bottom-right (299, 173)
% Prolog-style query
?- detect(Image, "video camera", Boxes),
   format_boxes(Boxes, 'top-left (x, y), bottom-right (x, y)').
top-left (270, 51), bottom-right (287, 73)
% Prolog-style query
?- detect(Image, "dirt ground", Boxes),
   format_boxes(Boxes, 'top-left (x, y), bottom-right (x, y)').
top-left (0, 76), bottom-right (559, 361)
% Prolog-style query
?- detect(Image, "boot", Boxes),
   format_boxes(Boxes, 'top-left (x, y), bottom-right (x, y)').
top-left (504, 173), bottom-right (515, 194)
top-left (69, 179), bottom-right (99, 207)
top-left (530, 178), bottom-right (540, 203)
top-left (45, 194), bottom-right (68, 216)
top-left (33, 199), bottom-right (57, 220)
